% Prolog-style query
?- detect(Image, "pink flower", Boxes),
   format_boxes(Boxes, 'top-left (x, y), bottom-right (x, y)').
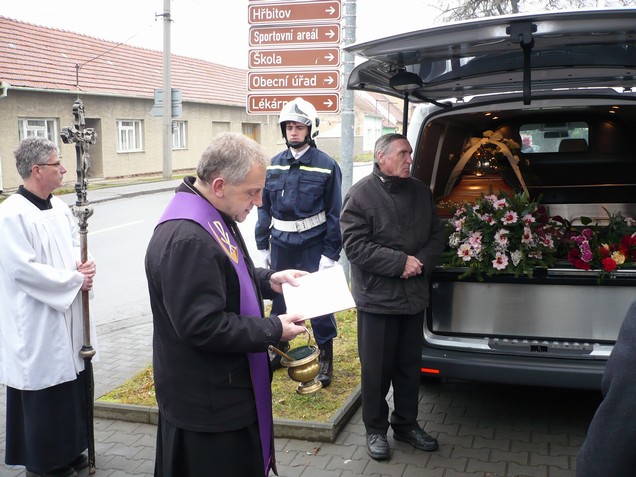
top-left (521, 227), bottom-right (534, 245)
top-left (492, 252), bottom-right (509, 270)
top-left (493, 199), bottom-right (508, 210)
top-left (523, 214), bottom-right (536, 224)
top-left (494, 229), bottom-right (509, 247)
top-left (457, 244), bottom-right (473, 262)
top-left (502, 210), bottom-right (518, 225)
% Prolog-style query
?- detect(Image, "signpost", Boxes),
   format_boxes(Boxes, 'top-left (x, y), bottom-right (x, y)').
top-left (247, 0), bottom-right (342, 115)
top-left (248, 1), bottom-right (341, 24)
top-left (250, 24), bottom-right (340, 47)
top-left (248, 71), bottom-right (340, 91)
top-left (248, 93), bottom-right (340, 114)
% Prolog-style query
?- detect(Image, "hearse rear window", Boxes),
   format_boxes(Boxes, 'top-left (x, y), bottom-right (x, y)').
top-left (520, 122), bottom-right (589, 154)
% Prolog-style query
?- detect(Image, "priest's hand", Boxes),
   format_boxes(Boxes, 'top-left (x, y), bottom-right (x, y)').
top-left (278, 313), bottom-right (307, 342)
top-left (77, 260), bottom-right (96, 291)
top-left (269, 269), bottom-right (308, 294)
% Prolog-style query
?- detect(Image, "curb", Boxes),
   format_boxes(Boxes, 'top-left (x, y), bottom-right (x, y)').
top-left (94, 384), bottom-right (361, 443)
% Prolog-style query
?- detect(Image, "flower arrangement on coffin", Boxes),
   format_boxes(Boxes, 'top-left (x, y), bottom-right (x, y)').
top-left (558, 209), bottom-right (636, 279)
top-left (443, 129), bottom-right (528, 198)
top-left (443, 191), bottom-right (562, 280)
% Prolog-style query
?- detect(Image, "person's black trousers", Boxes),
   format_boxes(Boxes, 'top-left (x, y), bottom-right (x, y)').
top-left (270, 241), bottom-right (337, 345)
top-left (357, 309), bottom-right (424, 435)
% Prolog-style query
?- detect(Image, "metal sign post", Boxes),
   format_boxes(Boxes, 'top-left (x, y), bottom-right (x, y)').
top-left (61, 97), bottom-right (98, 474)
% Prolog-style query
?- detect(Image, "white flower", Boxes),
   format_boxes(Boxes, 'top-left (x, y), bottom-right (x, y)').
top-left (511, 250), bottom-right (522, 266)
top-left (457, 243), bottom-right (473, 262)
top-left (521, 226), bottom-right (534, 245)
top-left (494, 228), bottom-right (509, 248)
top-left (501, 210), bottom-right (518, 225)
top-left (492, 251), bottom-right (509, 270)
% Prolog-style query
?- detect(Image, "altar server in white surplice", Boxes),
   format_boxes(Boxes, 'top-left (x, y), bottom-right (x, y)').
top-left (0, 137), bottom-right (97, 477)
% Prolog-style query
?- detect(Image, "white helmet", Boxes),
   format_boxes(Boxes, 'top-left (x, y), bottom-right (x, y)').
top-left (279, 97), bottom-right (320, 148)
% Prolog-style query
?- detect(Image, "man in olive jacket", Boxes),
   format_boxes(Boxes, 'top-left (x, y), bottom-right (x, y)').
top-left (340, 133), bottom-right (445, 461)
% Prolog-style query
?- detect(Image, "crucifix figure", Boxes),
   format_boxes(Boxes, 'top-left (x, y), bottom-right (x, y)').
top-left (61, 97), bottom-right (98, 474)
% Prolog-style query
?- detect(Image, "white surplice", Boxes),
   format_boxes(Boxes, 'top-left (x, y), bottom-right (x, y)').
top-left (0, 193), bottom-right (98, 390)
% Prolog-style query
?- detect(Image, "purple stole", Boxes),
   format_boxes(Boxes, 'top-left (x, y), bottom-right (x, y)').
top-left (158, 191), bottom-right (274, 476)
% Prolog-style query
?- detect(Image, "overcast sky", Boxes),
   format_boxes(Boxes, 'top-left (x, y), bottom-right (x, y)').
top-left (2, 0), bottom-right (441, 69)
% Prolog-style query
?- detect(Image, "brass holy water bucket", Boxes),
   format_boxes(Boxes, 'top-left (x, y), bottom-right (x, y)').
top-left (271, 329), bottom-right (322, 395)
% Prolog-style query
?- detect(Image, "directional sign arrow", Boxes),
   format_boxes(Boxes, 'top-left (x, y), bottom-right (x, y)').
top-left (248, 0), bottom-right (341, 24)
top-left (249, 47), bottom-right (341, 69)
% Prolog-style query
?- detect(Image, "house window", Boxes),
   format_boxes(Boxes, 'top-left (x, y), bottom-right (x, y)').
top-left (18, 118), bottom-right (58, 144)
top-left (117, 120), bottom-right (143, 152)
top-left (242, 123), bottom-right (260, 142)
top-left (172, 121), bottom-right (187, 149)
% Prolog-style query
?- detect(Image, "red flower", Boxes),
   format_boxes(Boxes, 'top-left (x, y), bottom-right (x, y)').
top-left (602, 257), bottom-right (617, 272)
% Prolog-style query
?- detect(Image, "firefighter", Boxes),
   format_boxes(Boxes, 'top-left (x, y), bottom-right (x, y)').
top-left (255, 97), bottom-right (342, 388)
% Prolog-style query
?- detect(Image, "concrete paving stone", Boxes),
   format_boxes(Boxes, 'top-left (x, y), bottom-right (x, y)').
top-left (326, 456), bottom-right (367, 474)
top-left (425, 410), bottom-right (451, 426)
top-left (388, 448), bottom-right (432, 466)
top-left (489, 449), bottom-right (529, 466)
top-left (444, 413), bottom-right (481, 427)
top-left (363, 459), bottom-right (407, 477)
top-left (547, 467), bottom-right (576, 477)
top-left (548, 443), bottom-right (579, 457)
top-left (449, 445), bottom-right (490, 461)
top-left (529, 453), bottom-right (569, 469)
top-left (531, 431), bottom-right (570, 445)
top-left (317, 442), bottom-right (358, 459)
top-left (494, 429), bottom-right (531, 442)
top-left (428, 421), bottom-right (461, 436)
top-left (426, 453), bottom-right (469, 472)
top-left (510, 420), bottom-right (550, 433)
top-left (466, 458), bottom-right (508, 475)
top-left (506, 462), bottom-right (549, 477)
top-left (458, 425), bottom-right (497, 439)
top-left (274, 462), bottom-right (305, 477)
top-left (473, 436), bottom-right (513, 451)
top-left (434, 433), bottom-right (474, 449)
top-left (288, 452), bottom-right (331, 470)
top-left (510, 440), bottom-right (549, 455)
top-left (402, 465), bottom-right (445, 477)
top-left (298, 468), bottom-right (342, 477)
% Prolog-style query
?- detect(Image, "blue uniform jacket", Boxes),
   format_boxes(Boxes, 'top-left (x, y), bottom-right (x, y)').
top-left (255, 147), bottom-right (342, 261)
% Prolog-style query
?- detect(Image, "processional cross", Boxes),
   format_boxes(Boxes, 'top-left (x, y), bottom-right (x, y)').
top-left (61, 97), bottom-right (98, 474)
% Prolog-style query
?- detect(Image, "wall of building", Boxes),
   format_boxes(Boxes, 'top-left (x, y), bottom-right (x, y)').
top-left (0, 89), bottom-right (283, 191)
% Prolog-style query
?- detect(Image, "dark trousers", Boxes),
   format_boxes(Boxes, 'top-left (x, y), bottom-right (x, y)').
top-left (155, 413), bottom-right (264, 477)
top-left (357, 309), bottom-right (424, 435)
top-left (270, 241), bottom-right (337, 345)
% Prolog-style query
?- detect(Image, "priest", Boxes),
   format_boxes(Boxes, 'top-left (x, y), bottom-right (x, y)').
top-left (0, 137), bottom-right (97, 477)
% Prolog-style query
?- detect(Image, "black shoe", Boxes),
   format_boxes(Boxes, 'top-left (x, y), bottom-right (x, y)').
top-left (366, 433), bottom-right (390, 460)
top-left (25, 467), bottom-right (78, 477)
top-left (69, 454), bottom-right (89, 471)
top-left (316, 340), bottom-right (333, 388)
top-left (393, 427), bottom-right (439, 452)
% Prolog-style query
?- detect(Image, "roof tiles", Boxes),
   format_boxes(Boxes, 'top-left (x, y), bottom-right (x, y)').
top-left (0, 16), bottom-right (247, 106)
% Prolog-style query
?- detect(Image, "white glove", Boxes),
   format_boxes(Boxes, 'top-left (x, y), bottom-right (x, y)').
top-left (258, 249), bottom-right (271, 268)
top-left (319, 255), bottom-right (337, 271)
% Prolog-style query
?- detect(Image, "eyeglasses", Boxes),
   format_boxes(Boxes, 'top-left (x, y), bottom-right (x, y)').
top-left (36, 161), bottom-right (63, 168)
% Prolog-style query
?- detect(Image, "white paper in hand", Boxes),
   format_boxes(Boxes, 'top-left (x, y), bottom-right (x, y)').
top-left (282, 264), bottom-right (356, 319)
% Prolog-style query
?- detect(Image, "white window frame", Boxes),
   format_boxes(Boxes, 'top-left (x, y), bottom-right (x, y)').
top-left (18, 118), bottom-right (58, 144)
top-left (172, 121), bottom-right (187, 149)
top-left (117, 120), bottom-right (143, 152)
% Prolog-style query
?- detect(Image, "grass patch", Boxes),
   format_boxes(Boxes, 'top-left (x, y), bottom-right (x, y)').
top-left (99, 309), bottom-right (360, 422)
